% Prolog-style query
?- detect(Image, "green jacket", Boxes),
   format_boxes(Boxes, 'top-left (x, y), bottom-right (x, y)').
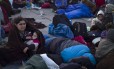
top-left (23, 54), bottom-right (48, 69)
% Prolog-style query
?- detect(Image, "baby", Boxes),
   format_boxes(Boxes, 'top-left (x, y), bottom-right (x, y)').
top-left (25, 32), bottom-right (40, 52)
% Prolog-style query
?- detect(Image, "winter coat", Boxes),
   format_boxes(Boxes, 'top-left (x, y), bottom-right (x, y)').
top-left (91, 10), bottom-right (104, 26)
top-left (0, 23), bottom-right (46, 66)
top-left (96, 49), bottom-right (114, 69)
top-left (23, 54), bottom-right (48, 69)
top-left (95, 29), bottom-right (114, 60)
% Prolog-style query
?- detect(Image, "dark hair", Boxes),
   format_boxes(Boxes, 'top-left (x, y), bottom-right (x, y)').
top-left (12, 16), bottom-right (37, 31)
top-left (105, 23), bottom-right (114, 30)
top-left (90, 25), bottom-right (99, 31)
top-left (13, 16), bottom-right (26, 24)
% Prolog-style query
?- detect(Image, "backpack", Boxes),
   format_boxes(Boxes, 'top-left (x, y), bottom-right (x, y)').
top-left (52, 14), bottom-right (74, 32)
top-left (73, 22), bottom-right (88, 37)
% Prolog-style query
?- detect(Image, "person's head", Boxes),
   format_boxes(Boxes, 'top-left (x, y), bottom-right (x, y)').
top-left (32, 32), bottom-right (38, 39)
top-left (105, 4), bottom-right (114, 13)
top-left (105, 23), bottom-right (114, 30)
top-left (97, 10), bottom-right (104, 20)
top-left (107, 29), bottom-right (114, 43)
top-left (13, 16), bottom-right (26, 32)
top-left (90, 25), bottom-right (99, 31)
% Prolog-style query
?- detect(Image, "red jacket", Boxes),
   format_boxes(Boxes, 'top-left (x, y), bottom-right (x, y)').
top-left (95, 0), bottom-right (105, 8)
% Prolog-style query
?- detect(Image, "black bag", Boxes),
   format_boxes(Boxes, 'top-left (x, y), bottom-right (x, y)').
top-left (73, 22), bottom-right (88, 37)
top-left (52, 14), bottom-right (74, 32)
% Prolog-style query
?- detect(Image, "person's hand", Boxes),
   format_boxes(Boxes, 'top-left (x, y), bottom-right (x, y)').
top-left (26, 36), bottom-right (32, 40)
top-left (23, 47), bottom-right (29, 53)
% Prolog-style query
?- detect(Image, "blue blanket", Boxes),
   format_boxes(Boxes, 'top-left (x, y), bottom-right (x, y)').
top-left (57, 3), bottom-right (93, 19)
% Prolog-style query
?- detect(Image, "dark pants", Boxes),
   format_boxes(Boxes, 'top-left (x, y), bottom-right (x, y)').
top-left (13, 3), bottom-right (26, 9)
top-left (0, 48), bottom-right (27, 66)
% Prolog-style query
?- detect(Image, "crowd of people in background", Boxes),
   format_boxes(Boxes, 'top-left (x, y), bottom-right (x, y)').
top-left (0, 0), bottom-right (114, 69)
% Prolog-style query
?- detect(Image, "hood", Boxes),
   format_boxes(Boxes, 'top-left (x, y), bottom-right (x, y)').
top-left (97, 10), bottom-right (104, 16)
top-left (107, 29), bottom-right (114, 43)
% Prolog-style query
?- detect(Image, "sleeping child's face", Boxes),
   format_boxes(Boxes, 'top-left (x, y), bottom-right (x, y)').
top-left (32, 32), bottom-right (37, 39)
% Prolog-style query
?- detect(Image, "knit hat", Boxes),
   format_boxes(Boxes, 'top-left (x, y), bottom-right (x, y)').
top-left (107, 29), bottom-right (114, 43)
top-left (97, 10), bottom-right (104, 16)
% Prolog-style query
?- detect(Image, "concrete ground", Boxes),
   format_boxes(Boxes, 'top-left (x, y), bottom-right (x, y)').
top-left (3, 8), bottom-right (93, 69)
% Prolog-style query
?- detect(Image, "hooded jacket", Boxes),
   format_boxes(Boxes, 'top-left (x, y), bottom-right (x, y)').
top-left (96, 29), bottom-right (114, 69)
top-left (95, 29), bottom-right (114, 59)
top-left (91, 10), bottom-right (104, 26)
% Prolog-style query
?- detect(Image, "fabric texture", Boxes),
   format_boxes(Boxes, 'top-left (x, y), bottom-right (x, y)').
top-left (106, 29), bottom-right (114, 43)
top-left (97, 10), bottom-right (104, 16)
top-left (55, 0), bottom-right (68, 8)
top-left (24, 54), bottom-right (48, 69)
top-left (61, 45), bottom-right (96, 64)
top-left (70, 56), bottom-right (95, 69)
top-left (95, 39), bottom-right (114, 59)
top-left (101, 30), bottom-right (108, 38)
top-left (105, 4), bottom-right (114, 13)
top-left (48, 37), bottom-right (68, 54)
top-left (48, 23), bottom-right (74, 39)
top-left (106, 0), bottom-right (114, 4)
top-left (57, 3), bottom-right (93, 19)
top-left (96, 49), bottom-right (114, 69)
top-left (47, 54), bottom-right (63, 65)
top-left (60, 63), bottom-right (81, 69)
top-left (95, 0), bottom-right (105, 8)
top-left (40, 54), bottom-right (60, 69)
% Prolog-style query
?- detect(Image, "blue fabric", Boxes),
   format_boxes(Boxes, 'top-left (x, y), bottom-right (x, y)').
top-left (57, 3), bottom-right (93, 19)
top-left (83, 53), bottom-right (96, 65)
top-left (57, 5), bottom-right (76, 14)
top-left (48, 23), bottom-right (74, 39)
top-left (43, 35), bottom-right (50, 40)
top-left (56, 9), bottom-right (66, 14)
top-left (0, 27), bottom-right (5, 42)
top-left (55, 0), bottom-right (68, 8)
top-left (45, 37), bottom-right (56, 47)
top-left (61, 45), bottom-right (94, 63)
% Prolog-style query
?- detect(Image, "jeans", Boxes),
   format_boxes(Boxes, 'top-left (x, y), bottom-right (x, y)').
top-left (0, 26), bottom-right (5, 43)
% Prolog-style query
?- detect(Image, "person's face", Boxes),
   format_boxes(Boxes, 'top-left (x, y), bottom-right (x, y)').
top-left (32, 32), bottom-right (37, 39)
top-left (15, 20), bottom-right (26, 32)
top-left (98, 14), bottom-right (104, 20)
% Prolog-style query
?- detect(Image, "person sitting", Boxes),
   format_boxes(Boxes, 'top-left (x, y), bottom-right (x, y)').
top-left (12, 0), bottom-right (26, 9)
top-left (91, 10), bottom-right (105, 31)
top-left (0, 16), bottom-right (46, 67)
top-left (95, 29), bottom-right (114, 69)
top-left (25, 31), bottom-right (40, 53)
